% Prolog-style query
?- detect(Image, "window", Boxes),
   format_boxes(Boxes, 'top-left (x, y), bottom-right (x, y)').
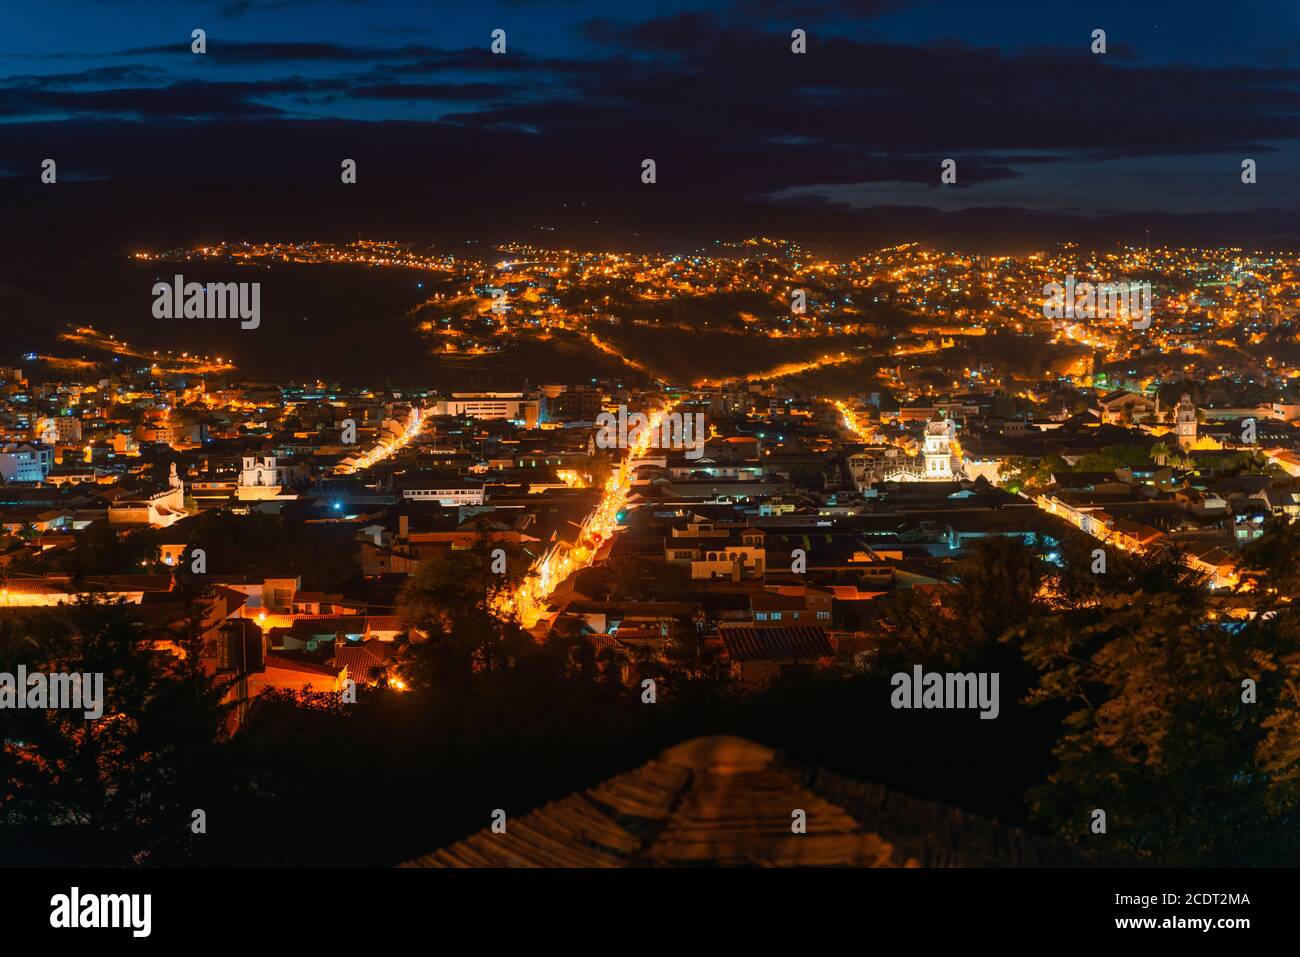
top-left (771, 612), bottom-right (782, 621)
top-left (755, 612), bottom-right (768, 621)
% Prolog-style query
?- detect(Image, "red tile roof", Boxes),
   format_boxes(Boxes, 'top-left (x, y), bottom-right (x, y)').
top-left (331, 640), bottom-right (394, 682)
top-left (717, 625), bottom-right (833, 662)
top-left (263, 654), bottom-right (338, 676)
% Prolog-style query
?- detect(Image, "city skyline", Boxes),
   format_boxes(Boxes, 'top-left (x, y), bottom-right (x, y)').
top-left (1, 1), bottom-right (1297, 937)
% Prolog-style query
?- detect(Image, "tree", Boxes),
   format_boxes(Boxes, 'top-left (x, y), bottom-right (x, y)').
top-left (1013, 541), bottom-right (1300, 864)
top-left (0, 592), bottom-right (235, 864)
top-left (65, 523), bottom-right (160, 577)
top-left (873, 536), bottom-right (1044, 671)
top-left (608, 556), bottom-right (691, 602)
top-left (1148, 441), bottom-right (1194, 470)
top-left (183, 510), bottom-right (360, 588)
top-left (999, 453), bottom-right (1067, 493)
top-left (395, 521), bottom-right (531, 686)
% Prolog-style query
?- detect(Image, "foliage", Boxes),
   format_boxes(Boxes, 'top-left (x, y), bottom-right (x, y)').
top-left (1013, 536), bottom-right (1300, 864)
top-left (0, 593), bottom-right (234, 865)
top-left (183, 510), bottom-right (360, 588)
top-left (5, 519), bottom-right (1300, 867)
top-left (607, 556), bottom-right (692, 602)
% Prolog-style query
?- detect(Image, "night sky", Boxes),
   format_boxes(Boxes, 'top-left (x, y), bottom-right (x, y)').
top-left (1, 0), bottom-right (1298, 252)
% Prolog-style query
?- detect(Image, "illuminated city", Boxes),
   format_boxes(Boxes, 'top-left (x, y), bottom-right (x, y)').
top-left (0, 0), bottom-right (1297, 936)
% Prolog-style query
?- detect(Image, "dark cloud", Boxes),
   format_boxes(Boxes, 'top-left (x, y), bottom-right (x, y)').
top-left (16, 21), bottom-right (1300, 168)
top-left (115, 41), bottom-right (444, 63)
top-left (730, 0), bottom-right (913, 20)
top-left (1, 115), bottom-right (1297, 255)
top-left (1, 4), bottom-right (1297, 250)
top-left (80, 0), bottom-right (371, 17)
top-left (0, 79), bottom-right (309, 118)
top-left (216, 0), bottom-right (369, 18)
top-left (0, 65), bottom-right (164, 88)
top-left (350, 81), bottom-right (515, 101)
top-left (581, 13), bottom-right (725, 52)
top-left (351, 48), bottom-right (567, 79)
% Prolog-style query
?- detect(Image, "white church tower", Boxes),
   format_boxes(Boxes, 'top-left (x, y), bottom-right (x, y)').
top-left (238, 455), bottom-right (282, 501)
top-left (1175, 394), bottom-right (1198, 450)
top-left (923, 418), bottom-right (957, 479)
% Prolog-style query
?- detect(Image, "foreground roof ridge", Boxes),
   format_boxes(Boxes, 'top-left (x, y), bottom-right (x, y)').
top-left (399, 735), bottom-right (1089, 868)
